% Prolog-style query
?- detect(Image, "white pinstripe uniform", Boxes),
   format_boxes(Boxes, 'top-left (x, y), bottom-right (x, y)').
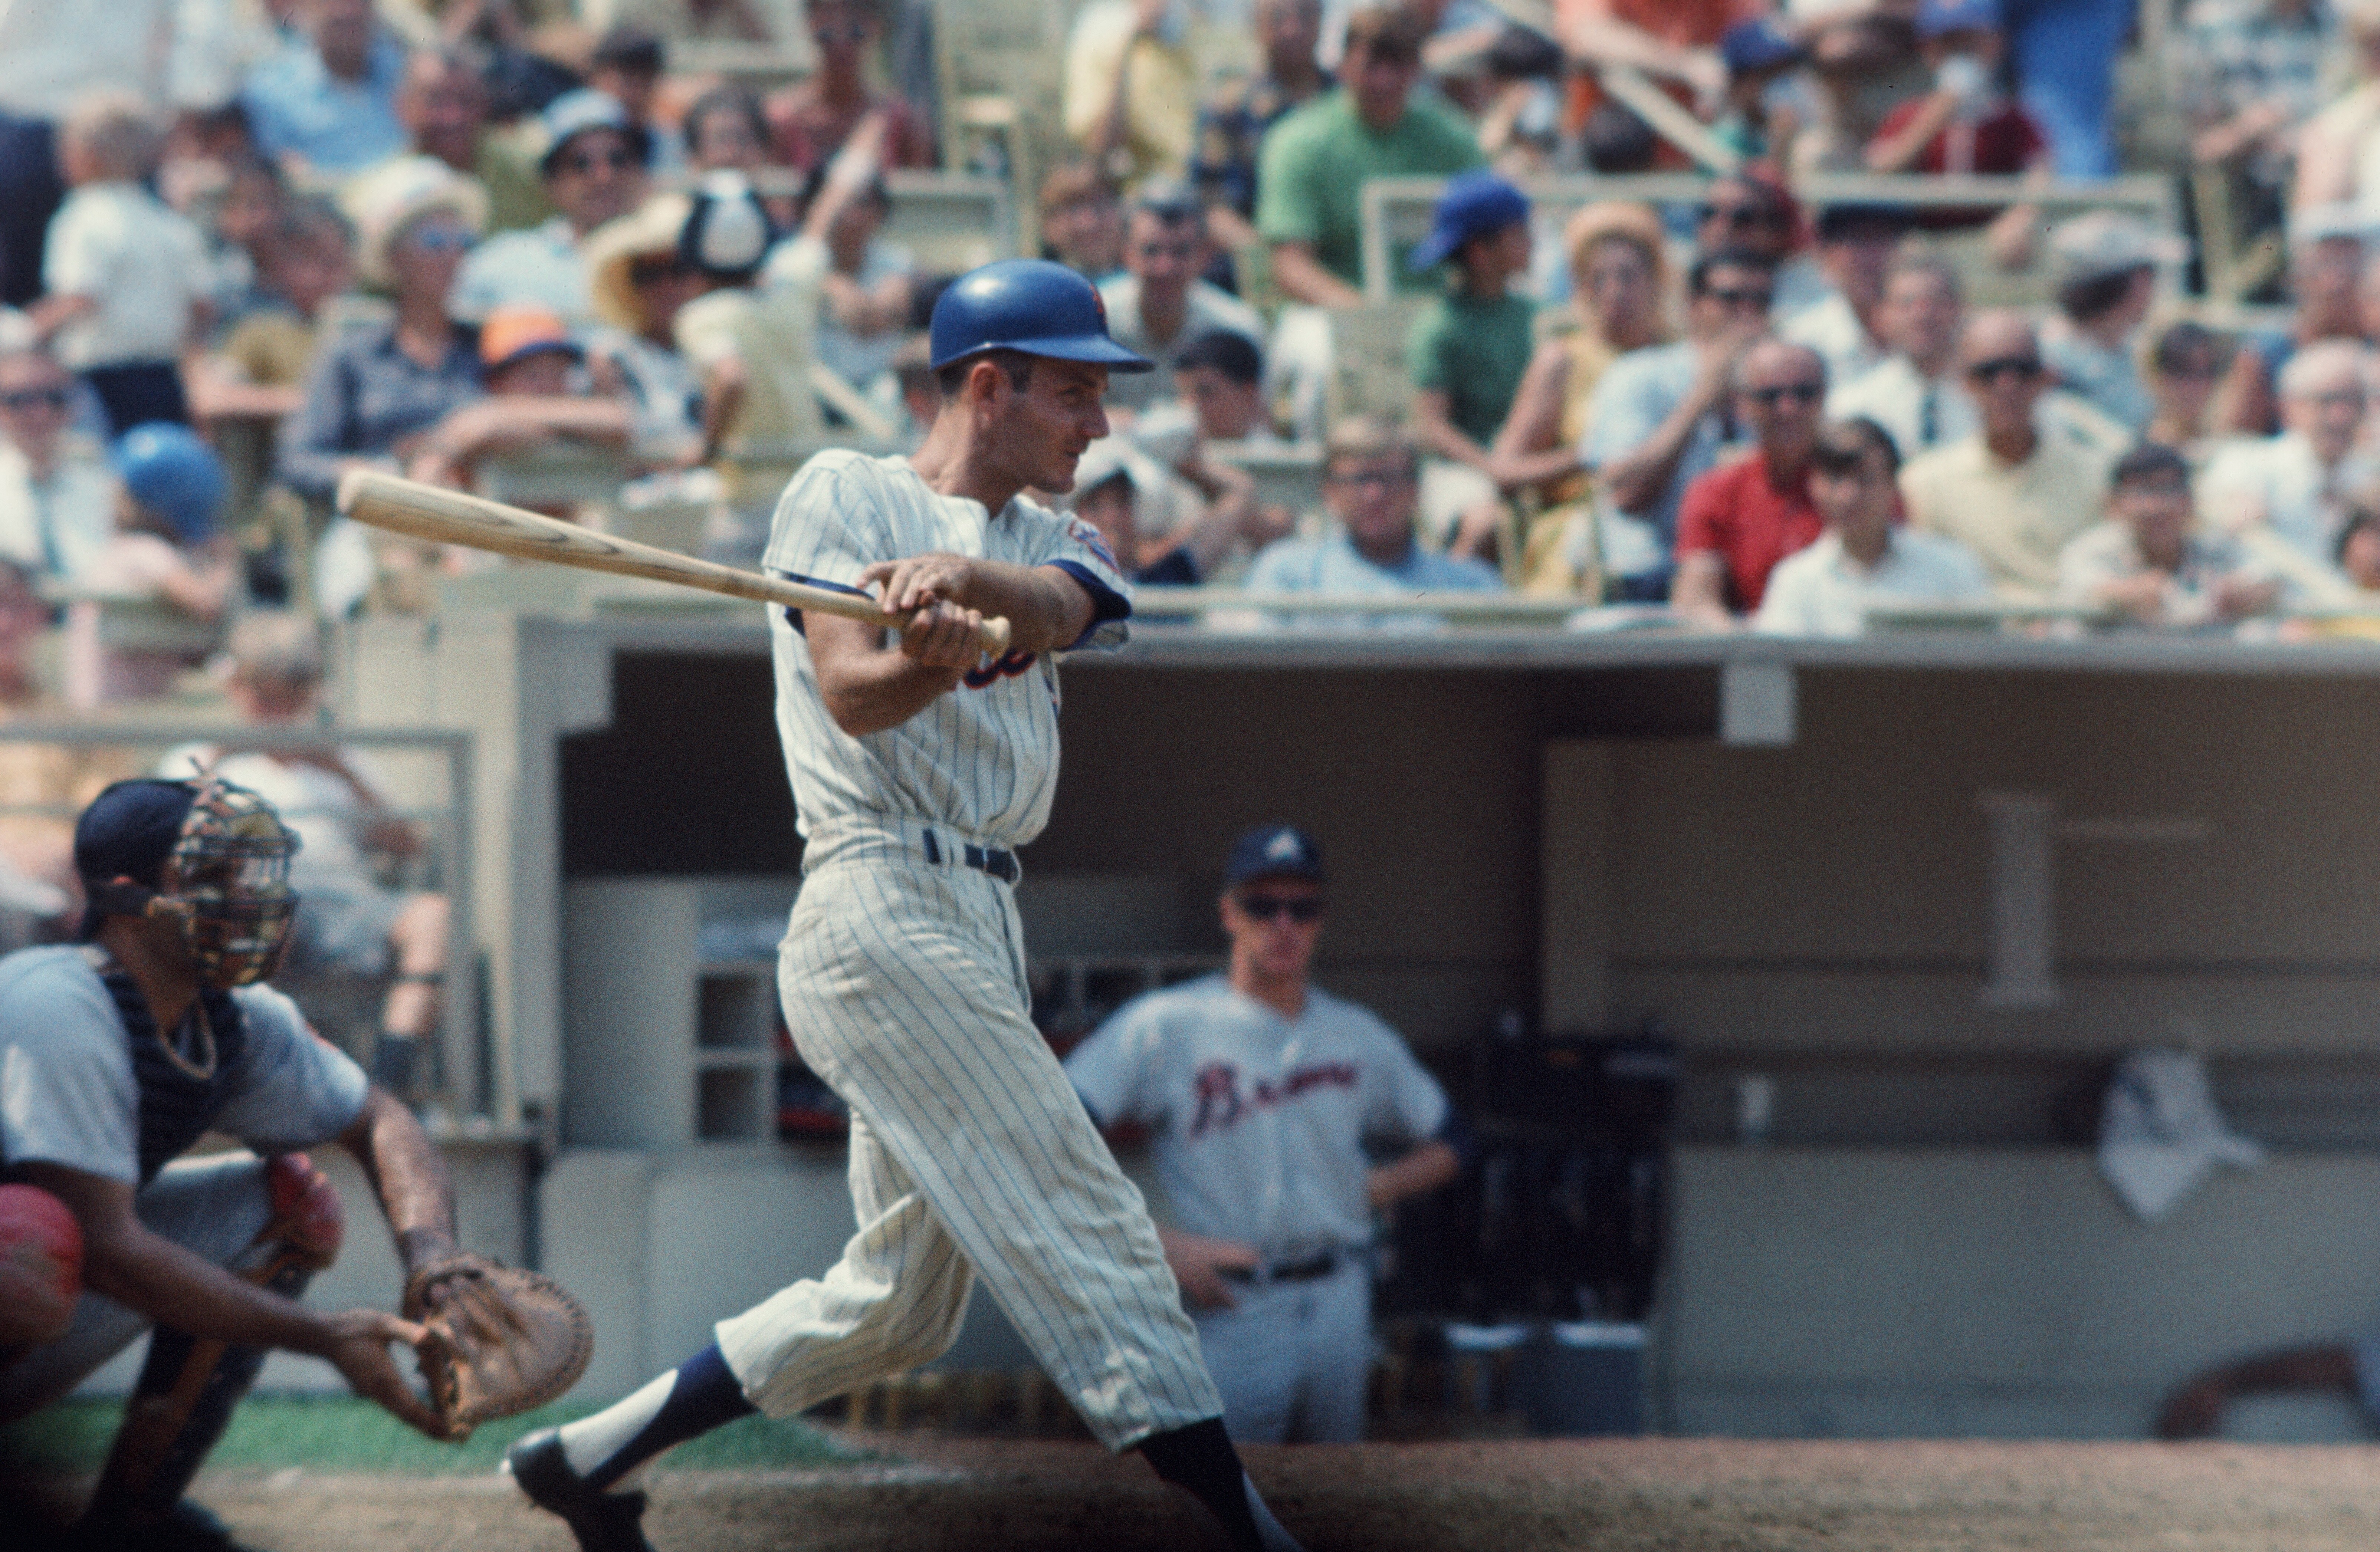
top-left (712, 449), bottom-right (1224, 1449)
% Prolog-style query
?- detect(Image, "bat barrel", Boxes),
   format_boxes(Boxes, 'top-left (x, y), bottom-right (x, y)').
top-left (335, 470), bottom-right (1016, 658)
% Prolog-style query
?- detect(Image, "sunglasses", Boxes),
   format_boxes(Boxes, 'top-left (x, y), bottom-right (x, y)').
top-left (0, 387), bottom-right (69, 411)
top-left (1746, 382), bottom-right (1823, 405)
top-left (559, 148), bottom-right (638, 176)
top-left (1706, 204), bottom-right (1786, 230)
top-left (1704, 286), bottom-right (1772, 309)
top-left (405, 225), bottom-right (473, 254)
top-left (1967, 356), bottom-right (2042, 382)
top-left (1237, 894), bottom-right (1324, 923)
top-left (629, 255), bottom-right (690, 286)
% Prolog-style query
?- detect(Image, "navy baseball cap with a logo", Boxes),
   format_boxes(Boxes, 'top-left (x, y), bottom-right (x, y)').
top-left (1225, 825), bottom-right (1326, 887)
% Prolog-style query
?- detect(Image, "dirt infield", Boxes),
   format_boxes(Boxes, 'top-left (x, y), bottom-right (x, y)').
top-left (142, 1436), bottom-right (2380, 1551)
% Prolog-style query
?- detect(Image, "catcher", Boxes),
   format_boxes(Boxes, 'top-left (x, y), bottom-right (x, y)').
top-left (0, 776), bottom-right (588, 1551)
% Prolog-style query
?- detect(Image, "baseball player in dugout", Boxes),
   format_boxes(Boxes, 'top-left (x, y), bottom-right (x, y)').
top-left (507, 258), bottom-right (1306, 1552)
top-left (1066, 826), bottom-right (1468, 1443)
top-left (0, 777), bottom-right (459, 1550)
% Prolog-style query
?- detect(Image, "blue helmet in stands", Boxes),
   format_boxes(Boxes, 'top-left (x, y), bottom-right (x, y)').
top-left (926, 259), bottom-right (1153, 374)
top-left (112, 424), bottom-right (225, 545)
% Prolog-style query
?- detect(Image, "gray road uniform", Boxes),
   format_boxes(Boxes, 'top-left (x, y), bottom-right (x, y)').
top-left (1065, 972), bottom-right (1454, 1442)
top-left (0, 944), bottom-right (367, 1420)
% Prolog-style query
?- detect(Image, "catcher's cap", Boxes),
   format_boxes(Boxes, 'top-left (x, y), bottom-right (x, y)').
top-left (75, 779), bottom-right (200, 888)
top-left (927, 259), bottom-right (1153, 374)
top-left (1225, 825), bottom-right (1325, 887)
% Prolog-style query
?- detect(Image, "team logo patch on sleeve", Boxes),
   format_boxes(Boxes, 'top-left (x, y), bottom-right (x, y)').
top-left (1066, 518), bottom-right (1119, 573)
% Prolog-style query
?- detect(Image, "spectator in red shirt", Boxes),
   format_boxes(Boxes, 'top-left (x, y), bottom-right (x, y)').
top-left (1672, 338), bottom-right (1829, 629)
top-left (765, 0), bottom-right (936, 175)
top-left (1867, 0), bottom-right (2048, 260)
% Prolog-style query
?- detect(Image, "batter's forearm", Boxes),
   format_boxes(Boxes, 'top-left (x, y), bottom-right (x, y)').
top-left (948, 561), bottom-right (1095, 655)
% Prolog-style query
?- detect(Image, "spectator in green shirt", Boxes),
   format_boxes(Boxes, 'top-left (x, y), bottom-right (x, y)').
top-left (1255, 3), bottom-right (1484, 306)
top-left (1405, 170), bottom-right (1537, 564)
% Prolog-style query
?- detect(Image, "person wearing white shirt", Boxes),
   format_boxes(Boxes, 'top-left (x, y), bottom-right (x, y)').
top-left (1242, 415), bottom-right (1500, 632)
top-left (449, 90), bottom-right (649, 325)
top-left (1779, 203), bottom-right (1907, 387)
top-left (0, 348), bottom-right (115, 583)
top-left (1099, 183), bottom-right (1266, 416)
top-left (34, 94), bottom-right (213, 434)
top-left (1826, 250), bottom-right (1977, 459)
top-left (2198, 338), bottom-right (2375, 563)
top-left (1756, 416), bottom-right (1991, 637)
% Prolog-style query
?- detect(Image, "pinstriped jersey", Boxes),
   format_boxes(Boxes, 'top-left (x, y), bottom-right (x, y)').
top-left (763, 449), bottom-right (1133, 850)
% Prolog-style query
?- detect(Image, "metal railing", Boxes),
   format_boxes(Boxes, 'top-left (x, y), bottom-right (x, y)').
top-left (1359, 172), bottom-right (2187, 303)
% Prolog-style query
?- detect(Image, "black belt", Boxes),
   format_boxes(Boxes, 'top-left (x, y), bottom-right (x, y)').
top-left (920, 829), bottom-right (1018, 884)
top-left (1218, 1251), bottom-right (1342, 1286)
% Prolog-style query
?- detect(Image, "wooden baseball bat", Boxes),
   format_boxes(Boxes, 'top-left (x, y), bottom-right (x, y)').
top-left (335, 470), bottom-right (1014, 658)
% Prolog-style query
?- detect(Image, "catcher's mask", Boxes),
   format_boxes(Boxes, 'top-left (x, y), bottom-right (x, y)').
top-left (77, 776), bottom-right (302, 989)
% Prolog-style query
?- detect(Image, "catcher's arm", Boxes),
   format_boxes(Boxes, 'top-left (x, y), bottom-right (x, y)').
top-left (13, 1161), bottom-right (443, 1436)
top-left (338, 1084), bottom-right (461, 1286)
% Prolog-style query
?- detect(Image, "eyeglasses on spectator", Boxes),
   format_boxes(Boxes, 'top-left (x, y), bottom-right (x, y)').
top-left (405, 225), bottom-right (474, 255)
top-left (559, 147), bottom-right (638, 176)
top-left (1236, 894), bottom-right (1324, 923)
top-left (1704, 285), bottom-right (1772, 309)
top-left (1967, 356), bottom-right (2042, 383)
top-left (1327, 468), bottom-right (1415, 491)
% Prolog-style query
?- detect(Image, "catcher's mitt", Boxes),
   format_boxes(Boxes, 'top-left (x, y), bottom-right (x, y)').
top-left (403, 1250), bottom-right (593, 1441)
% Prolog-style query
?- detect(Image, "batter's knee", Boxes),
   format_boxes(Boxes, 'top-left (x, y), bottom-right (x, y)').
top-left (0, 1183), bottom-right (84, 1348)
top-left (256, 1153), bottom-right (343, 1271)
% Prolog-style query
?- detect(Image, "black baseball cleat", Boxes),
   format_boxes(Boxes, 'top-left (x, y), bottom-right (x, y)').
top-left (75, 1499), bottom-right (259, 1552)
top-left (506, 1428), bottom-right (656, 1552)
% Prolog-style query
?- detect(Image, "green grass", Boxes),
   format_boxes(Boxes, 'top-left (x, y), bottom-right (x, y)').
top-left (0, 1395), bottom-right (866, 1478)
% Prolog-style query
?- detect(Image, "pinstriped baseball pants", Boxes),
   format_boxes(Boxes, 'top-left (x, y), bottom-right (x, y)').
top-left (713, 844), bottom-right (1222, 1450)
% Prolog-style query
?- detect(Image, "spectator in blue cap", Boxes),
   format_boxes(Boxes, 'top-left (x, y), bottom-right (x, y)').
top-left (1712, 18), bottom-right (1809, 164)
top-left (1870, 0), bottom-right (2046, 178)
top-left (1405, 170), bottom-right (1537, 565)
top-left (450, 90), bottom-right (652, 325)
top-left (77, 424), bottom-right (235, 704)
top-left (1867, 0), bottom-right (2046, 267)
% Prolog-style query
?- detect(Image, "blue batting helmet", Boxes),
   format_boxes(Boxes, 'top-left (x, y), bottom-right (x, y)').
top-left (927, 259), bottom-right (1153, 374)
top-left (112, 424), bottom-right (225, 545)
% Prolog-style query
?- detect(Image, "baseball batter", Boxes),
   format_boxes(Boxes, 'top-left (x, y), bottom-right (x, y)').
top-left (509, 260), bottom-right (1303, 1552)
top-left (1065, 825), bottom-right (1466, 1443)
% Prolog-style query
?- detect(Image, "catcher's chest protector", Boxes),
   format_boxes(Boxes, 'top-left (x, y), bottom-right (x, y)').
top-left (98, 961), bottom-right (250, 1185)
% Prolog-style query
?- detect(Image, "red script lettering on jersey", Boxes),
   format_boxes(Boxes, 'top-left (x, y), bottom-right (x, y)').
top-left (1188, 1061), bottom-right (1360, 1138)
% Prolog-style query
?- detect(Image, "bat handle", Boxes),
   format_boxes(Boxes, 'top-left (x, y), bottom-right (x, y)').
top-left (977, 616), bottom-right (1013, 658)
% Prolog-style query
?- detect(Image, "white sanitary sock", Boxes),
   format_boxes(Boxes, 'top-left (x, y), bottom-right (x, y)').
top-left (557, 1368), bottom-right (676, 1482)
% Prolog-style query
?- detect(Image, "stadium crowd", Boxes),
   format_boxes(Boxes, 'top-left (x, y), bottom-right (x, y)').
top-left (0, 0), bottom-right (2368, 707)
